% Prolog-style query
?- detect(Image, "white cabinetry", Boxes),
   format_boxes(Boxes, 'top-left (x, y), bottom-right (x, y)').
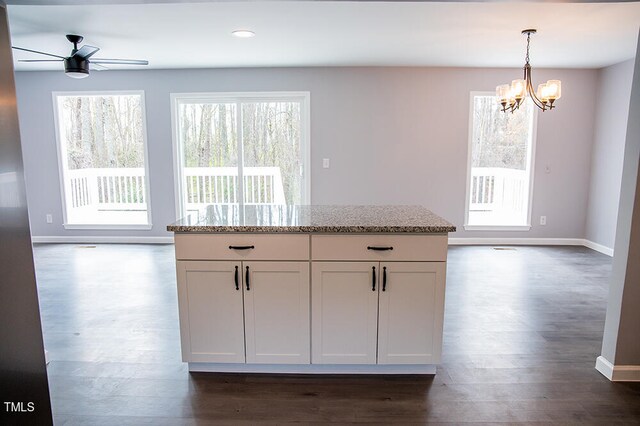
top-left (310, 235), bottom-right (447, 366)
top-left (174, 232), bottom-right (448, 373)
top-left (176, 236), bottom-right (310, 365)
top-left (377, 262), bottom-right (445, 364)
top-left (244, 261), bottom-right (309, 364)
top-left (311, 262), bottom-right (379, 364)
top-left (177, 261), bottom-right (245, 363)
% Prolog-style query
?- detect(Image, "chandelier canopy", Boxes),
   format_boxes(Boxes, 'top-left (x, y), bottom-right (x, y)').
top-left (496, 29), bottom-right (561, 113)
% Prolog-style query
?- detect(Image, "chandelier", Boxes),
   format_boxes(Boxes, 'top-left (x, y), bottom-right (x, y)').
top-left (496, 29), bottom-right (561, 113)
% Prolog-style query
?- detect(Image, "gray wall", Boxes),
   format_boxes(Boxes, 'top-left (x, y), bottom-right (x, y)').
top-left (585, 60), bottom-right (635, 251)
top-left (15, 66), bottom-right (598, 239)
top-left (601, 31), bottom-right (640, 368)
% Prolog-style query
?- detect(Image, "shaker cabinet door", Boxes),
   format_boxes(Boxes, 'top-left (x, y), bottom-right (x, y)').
top-left (311, 262), bottom-right (379, 364)
top-left (176, 261), bottom-right (245, 363)
top-left (243, 261), bottom-right (310, 364)
top-left (377, 262), bottom-right (446, 364)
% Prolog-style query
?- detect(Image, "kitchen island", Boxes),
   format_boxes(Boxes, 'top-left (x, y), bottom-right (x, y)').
top-left (168, 205), bottom-right (456, 374)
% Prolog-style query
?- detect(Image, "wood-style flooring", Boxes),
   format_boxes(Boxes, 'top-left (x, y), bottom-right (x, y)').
top-left (33, 244), bottom-right (640, 425)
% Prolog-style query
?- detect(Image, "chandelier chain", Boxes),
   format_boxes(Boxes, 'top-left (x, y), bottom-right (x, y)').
top-left (525, 32), bottom-right (531, 65)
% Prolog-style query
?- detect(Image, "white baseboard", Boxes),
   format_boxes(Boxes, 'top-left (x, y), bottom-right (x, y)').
top-left (448, 237), bottom-right (584, 246)
top-left (448, 237), bottom-right (614, 257)
top-left (31, 236), bottom-right (174, 244)
top-left (582, 240), bottom-right (614, 257)
top-left (596, 356), bottom-right (640, 382)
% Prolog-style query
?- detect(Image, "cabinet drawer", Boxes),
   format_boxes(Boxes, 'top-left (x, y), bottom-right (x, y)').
top-left (175, 234), bottom-right (309, 261)
top-left (311, 234), bottom-right (447, 262)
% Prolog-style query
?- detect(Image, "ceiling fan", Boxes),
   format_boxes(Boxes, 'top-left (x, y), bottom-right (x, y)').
top-left (12, 34), bottom-right (149, 79)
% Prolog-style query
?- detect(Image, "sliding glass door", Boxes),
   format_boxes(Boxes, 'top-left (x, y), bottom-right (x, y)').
top-left (171, 92), bottom-right (310, 220)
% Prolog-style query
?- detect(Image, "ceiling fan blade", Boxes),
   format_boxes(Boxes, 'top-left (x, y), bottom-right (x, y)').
top-left (73, 45), bottom-right (100, 59)
top-left (91, 58), bottom-right (148, 65)
top-left (90, 63), bottom-right (109, 71)
top-left (12, 46), bottom-right (65, 59)
top-left (19, 59), bottom-right (63, 62)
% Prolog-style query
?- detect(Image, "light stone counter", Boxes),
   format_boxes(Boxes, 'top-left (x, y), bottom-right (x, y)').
top-left (167, 205), bottom-right (456, 234)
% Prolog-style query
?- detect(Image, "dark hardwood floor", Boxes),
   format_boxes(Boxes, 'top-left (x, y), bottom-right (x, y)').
top-left (32, 244), bottom-right (640, 425)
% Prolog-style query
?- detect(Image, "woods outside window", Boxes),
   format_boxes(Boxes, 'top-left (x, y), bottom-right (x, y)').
top-left (171, 92), bottom-right (311, 220)
top-left (464, 92), bottom-right (537, 230)
top-left (53, 91), bottom-right (152, 229)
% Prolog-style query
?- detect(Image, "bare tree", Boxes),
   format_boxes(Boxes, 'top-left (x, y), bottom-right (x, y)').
top-left (472, 96), bottom-right (532, 170)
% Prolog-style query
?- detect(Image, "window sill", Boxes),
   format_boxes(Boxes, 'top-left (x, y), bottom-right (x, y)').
top-left (63, 224), bottom-right (153, 231)
top-left (463, 225), bottom-right (531, 231)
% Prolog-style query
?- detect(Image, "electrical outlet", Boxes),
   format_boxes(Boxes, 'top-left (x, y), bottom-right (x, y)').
top-left (540, 216), bottom-right (547, 226)
top-left (46, 214), bottom-right (53, 224)
top-left (322, 158), bottom-right (330, 169)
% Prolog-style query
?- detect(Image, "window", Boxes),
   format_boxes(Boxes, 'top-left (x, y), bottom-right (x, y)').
top-left (171, 92), bottom-right (310, 219)
top-left (464, 93), bottom-right (537, 230)
top-left (53, 91), bottom-right (151, 228)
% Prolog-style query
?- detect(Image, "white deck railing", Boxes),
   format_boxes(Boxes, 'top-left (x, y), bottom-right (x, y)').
top-left (66, 166), bottom-right (286, 212)
top-left (67, 168), bottom-right (147, 211)
top-left (184, 167), bottom-right (285, 211)
top-left (470, 167), bottom-right (527, 213)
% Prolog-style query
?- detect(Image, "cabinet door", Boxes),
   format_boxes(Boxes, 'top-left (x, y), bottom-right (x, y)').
top-left (311, 262), bottom-right (379, 364)
top-left (377, 262), bottom-right (446, 364)
top-left (176, 261), bottom-right (245, 363)
top-left (243, 261), bottom-right (310, 364)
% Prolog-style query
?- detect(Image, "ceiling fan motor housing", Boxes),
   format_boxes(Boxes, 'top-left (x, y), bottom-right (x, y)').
top-left (64, 56), bottom-right (89, 77)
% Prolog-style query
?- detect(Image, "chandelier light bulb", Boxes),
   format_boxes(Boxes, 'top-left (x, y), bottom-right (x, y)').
top-left (511, 79), bottom-right (526, 100)
top-left (496, 84), bottom-right (510, 103)
top-left (537, 83), bottom-right (549, 103)
top-left (546, 80), bottom-right (562, 100)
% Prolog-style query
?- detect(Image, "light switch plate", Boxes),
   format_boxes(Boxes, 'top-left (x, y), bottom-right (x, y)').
top-left (322, 158), bottom-right (330, 168)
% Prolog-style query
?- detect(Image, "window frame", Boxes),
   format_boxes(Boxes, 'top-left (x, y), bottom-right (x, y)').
top-left (52, 90), bottom-right (153, 230)
top-left (170, 91), bottom-right (311, 220)
top-left (463, 91), bottom-right (538, 231)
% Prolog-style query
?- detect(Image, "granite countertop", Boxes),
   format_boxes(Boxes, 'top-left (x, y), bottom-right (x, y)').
top-left (167, 205), bottom-right (456, 234)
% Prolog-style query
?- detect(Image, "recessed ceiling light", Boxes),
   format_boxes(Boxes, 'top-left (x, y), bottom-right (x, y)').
top-left (232, 30), bottom-right (255, 38)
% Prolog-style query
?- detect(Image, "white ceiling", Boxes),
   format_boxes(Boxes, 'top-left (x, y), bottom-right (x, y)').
top-left (8, 2), bottom-right (640, 71)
